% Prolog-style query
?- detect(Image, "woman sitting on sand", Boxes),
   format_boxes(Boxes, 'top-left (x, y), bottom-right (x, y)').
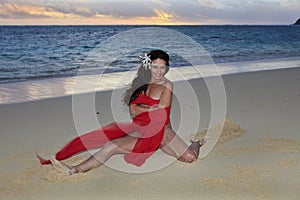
top-left (38, 50), bottom-right (205, 175)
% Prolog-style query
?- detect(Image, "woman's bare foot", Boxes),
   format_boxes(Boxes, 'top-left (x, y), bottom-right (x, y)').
top-left (51, 156), bottom-right (74, 176)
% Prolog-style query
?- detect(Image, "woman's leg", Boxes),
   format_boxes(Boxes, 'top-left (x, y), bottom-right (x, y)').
top-left (52, 135), bottom-right (138, 175)
top-left (160, 126), bottom-right (204, 163)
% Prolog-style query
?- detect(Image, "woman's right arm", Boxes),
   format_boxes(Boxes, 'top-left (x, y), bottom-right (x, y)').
top-left (130, 104), bottom-right (154, 116)
top-left (130, 81), bottom-right (173, 115)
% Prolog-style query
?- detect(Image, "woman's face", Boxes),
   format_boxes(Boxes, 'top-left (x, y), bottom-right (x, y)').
top-left (150, 58), bottom-right (167, 81)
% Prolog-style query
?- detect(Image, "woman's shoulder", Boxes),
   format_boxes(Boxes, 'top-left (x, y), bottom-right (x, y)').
top-left (162, 78), bottom-right (173, 91)
top-left (163, 78), bottom-right (172, 86)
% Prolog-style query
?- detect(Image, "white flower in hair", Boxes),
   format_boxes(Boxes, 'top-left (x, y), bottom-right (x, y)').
top-left (139, 53), bottom-right (151, 70)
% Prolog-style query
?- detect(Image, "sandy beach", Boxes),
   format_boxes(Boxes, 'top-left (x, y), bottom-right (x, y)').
top-left (1, 61), bottom-right (300, 199)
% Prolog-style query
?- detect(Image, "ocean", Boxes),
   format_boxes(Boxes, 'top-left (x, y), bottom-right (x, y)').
top-left (0, 25), bottom-right (300, 103)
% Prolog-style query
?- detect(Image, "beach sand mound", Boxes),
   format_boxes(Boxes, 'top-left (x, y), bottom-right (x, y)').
top-left (194, 118), bottom-right (246, 147)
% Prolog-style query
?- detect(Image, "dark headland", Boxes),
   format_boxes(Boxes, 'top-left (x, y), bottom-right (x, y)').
top-left (294, 18), bottom-right (300, 25)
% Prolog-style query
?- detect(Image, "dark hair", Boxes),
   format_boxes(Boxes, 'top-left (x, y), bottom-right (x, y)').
top-left (122, 49), bottom-right (170, 105)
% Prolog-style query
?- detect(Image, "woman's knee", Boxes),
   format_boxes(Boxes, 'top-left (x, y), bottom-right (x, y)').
top-left (102, 139), bottom-right (133, 155)
top-left (101, 142), bottom-right (120, 155)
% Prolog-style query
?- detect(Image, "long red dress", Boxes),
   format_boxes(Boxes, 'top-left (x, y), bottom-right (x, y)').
top-left (38, 93), bottom-right (170, 167)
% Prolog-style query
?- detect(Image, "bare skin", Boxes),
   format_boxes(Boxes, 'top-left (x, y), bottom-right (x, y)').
top-left (52, 58), bottom-right (205, 175)
top-left (52, 135), bottom-right (138, 175)
top-left (160, 124), bottom-right (205, 163)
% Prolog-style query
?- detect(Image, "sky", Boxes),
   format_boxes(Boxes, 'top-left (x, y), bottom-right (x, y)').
top-left (0, 0), bottom-right (299, 25)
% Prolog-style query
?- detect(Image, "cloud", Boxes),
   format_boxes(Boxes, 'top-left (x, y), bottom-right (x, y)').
top-left (0, 0), bottom-right (298, 24)
top-left (153, 9), bottom-right (174, 20)
top-left (0, 0), bottom-right (180, 24)
top-left (217, 0), bottom-right (298, 24)
top-left (0, 0), bottom-right (157, 19)
top-left (0, 1), bottom-right (84, 18)
top-left (198, 0), bottom-right (226, 9)
top-left (0, 3), bottom-right (53, 18)
top-left (93, 1), bottom-right (155, 18)
top-left (175, 0), bottom-right (299, 24)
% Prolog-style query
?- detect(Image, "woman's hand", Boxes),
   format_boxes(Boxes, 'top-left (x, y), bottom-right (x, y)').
top-left (149, 104), bottom-right (159, 111)
top-left (130, 103), bottom-right (160, 116)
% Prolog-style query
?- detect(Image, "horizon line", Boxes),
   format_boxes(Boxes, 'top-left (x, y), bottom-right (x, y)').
top-left (0, 23), bottom-right (294, 26)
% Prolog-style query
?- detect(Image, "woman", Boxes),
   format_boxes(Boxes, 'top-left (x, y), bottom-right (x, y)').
top-left (39, 50), bottom-right (204, 175)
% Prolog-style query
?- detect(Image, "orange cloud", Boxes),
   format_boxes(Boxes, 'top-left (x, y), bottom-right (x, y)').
top-left (0, 3), bottom-right (79, 18)
top-left (0, 2), bottom-right (197, 25)
top-left (129, 9), bottom-right (180, 25)
top-left (153, 9), bottom-right (174, 20)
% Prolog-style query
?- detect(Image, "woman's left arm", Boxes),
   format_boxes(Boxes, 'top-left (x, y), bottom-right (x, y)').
top-left (158, 81), bottom-right (173, 108)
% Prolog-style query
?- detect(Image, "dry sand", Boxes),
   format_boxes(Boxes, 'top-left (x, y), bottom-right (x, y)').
top-left (1, 61), bottom-right (300, 199)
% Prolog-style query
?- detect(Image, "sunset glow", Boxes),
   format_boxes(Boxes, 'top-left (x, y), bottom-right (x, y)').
top-left (0, 0), bottom-right (298, 25)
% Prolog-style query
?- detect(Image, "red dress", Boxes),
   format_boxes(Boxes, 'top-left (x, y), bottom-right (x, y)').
top-left (38, 93), bottom-right (171, 167)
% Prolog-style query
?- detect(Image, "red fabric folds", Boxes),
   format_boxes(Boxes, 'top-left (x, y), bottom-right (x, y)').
top-left (38, 93), bottom-right (170, 167)
top-left (38, 122), bottom-right (135, 165)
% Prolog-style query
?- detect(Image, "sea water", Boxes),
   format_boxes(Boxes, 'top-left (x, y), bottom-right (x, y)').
top-left (0, 25), bottom-right (300, 103)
